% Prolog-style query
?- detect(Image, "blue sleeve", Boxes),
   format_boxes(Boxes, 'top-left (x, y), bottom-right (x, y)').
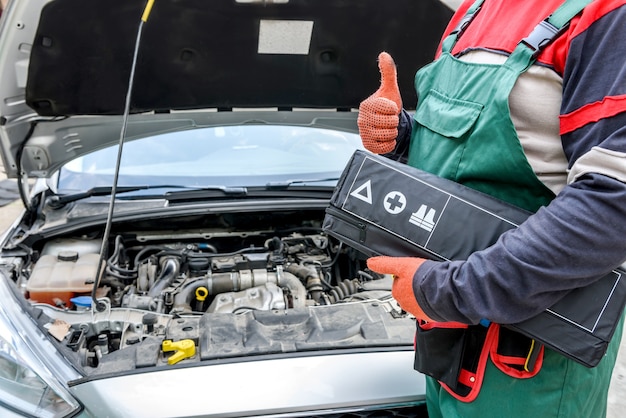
top-left (382, 109), bottom-right (413, 163)
top-left (413, 172), bottom-right (626, 324)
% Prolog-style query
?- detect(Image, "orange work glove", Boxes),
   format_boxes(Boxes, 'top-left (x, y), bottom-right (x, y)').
top-left (367, 256), bottom-right (433, 321)
top-left (357, 52), bottom-right (403, 154)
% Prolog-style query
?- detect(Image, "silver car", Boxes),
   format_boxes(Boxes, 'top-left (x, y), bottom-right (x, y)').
top-left (0, 0), bottom-right (453, 416)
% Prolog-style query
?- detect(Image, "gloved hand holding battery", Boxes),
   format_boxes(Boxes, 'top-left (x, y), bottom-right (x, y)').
top-left (357, 52), bottom-right (403, 154)
top-left (367, 256), bottom-right (433, 321)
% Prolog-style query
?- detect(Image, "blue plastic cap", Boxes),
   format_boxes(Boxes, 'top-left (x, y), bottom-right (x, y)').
top-left (70, 296), bottom-right (93, 307)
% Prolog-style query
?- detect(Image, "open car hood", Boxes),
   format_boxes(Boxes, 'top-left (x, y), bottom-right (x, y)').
top-left (0, 0), bottom-right (453, 177)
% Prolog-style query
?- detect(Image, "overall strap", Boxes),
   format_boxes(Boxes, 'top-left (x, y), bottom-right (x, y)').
top-left (441, 0), bottom-right (594, 68)
top-left (505, 0), bottom-right (594, 72)
top-left (440, 0), bottom-right (485, 53)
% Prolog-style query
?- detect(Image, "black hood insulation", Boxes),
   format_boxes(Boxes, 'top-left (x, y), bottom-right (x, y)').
top-left (25, 0), bottom-right (453, 116)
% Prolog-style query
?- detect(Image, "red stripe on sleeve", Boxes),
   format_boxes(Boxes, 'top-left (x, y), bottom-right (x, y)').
top-left (560, 94), bottom-right (626, 135)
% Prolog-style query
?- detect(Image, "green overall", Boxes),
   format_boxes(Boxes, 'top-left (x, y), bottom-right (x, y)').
top-left (406, 0), bottom-right (624, 416)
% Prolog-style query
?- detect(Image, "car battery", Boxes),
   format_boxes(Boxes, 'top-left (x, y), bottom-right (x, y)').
top-left (323, 149), bottom-right (626, 367)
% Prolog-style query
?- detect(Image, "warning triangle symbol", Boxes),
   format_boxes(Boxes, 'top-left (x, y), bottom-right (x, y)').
top-left (350, 180), bottom-right (372, 204)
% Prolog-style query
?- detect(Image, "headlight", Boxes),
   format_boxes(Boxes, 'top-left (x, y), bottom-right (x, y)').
top-left (0, 275), bottom-right (82, 417)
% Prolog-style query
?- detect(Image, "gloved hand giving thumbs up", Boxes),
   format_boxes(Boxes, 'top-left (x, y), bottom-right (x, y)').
top-left (357, 52), bottom-right (403, 154)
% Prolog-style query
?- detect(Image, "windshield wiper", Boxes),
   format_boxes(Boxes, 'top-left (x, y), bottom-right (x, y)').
top-left (164, 181), bottom-right (336, 203)
top-left (264, 177), bottom-right (340, 189)
top-left (46, 185), bottom-right (189, 208)
top-left (163, 186), bottom-right (248, 202)
top-left (49, 180), bottom-right (339, 208)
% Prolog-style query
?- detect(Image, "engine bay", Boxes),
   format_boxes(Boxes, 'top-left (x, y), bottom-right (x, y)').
top-left (3, 209), bottom-right (415, 376)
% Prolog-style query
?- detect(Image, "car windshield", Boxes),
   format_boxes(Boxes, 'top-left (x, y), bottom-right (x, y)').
top-left (58, 125), bottom-right (363, 192)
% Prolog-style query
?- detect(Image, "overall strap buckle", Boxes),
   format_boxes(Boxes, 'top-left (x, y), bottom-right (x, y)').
top-left (450, 6), bottom-right (482, 38)
top-left (521, 19), bottom-right (562, 57)
top-left (519, 0), bottom-right (594, 59)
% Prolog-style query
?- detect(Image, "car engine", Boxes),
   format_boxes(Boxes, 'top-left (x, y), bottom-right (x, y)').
top-left (5, 211), bottom-right (413, 375)
top-left (25, 231), bottom-right (375, 314)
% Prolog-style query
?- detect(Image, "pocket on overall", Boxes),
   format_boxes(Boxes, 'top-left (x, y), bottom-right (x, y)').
top-left (415, 323), bottom-right (545, 402)
top-left (490, 326), bottom-right (544, 378)
top-left (411, 89), bottom-right (483, 180)
top-left (414, 322), bottom-right (489, 392)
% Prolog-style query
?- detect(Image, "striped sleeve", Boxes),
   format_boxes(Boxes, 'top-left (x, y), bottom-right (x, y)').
top-left (560, 3), bottom-right (626, 159)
